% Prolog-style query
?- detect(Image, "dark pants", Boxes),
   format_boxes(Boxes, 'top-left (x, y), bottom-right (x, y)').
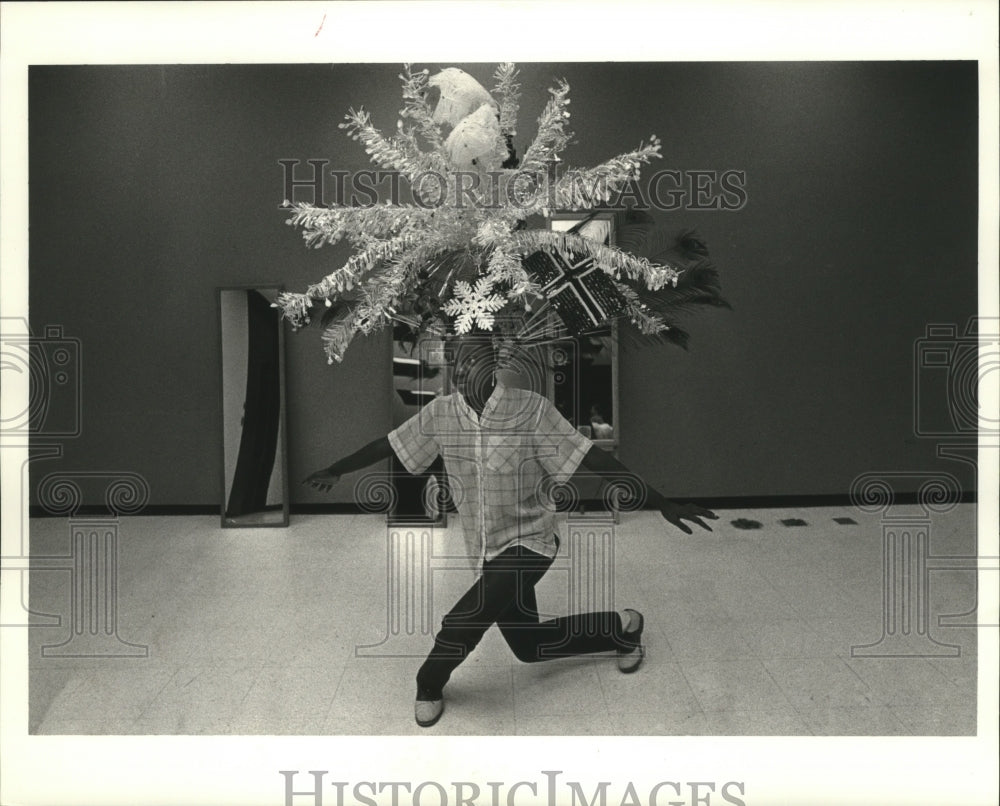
top-left (415, 540), bottom-right (630, 699)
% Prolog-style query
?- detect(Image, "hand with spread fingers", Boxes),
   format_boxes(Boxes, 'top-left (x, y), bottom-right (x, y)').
top-left (302, 468), bottom-right (341, 493)
top-left (302, 436), bottom-right (395, 494)
top-left (659, 501), bottom-right (718, 534)
top-left (577, 445), bottom-right (719, 536)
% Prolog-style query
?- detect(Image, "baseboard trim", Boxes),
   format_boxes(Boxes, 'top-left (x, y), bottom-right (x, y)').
top-left (27, 490), bottom-right (976, 518)
top-left (28, 504), bottom-right (219, 518)
top-left (693, 490), bottom-right (977, 510)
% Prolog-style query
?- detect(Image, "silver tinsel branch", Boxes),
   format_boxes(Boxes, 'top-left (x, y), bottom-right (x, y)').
top-left (519, 79), bottom-right (573, 174)
top-left (493, 62), bottom-right (521, 141)
top-left (399, 64), bottom-right (445, 152)
top-left (509, 230), bottom-right (681, 290)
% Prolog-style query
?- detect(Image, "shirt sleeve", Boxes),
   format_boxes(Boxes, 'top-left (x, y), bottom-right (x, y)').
top-left (531, 393), bottom-right (594, 483)
top-left (388, 399), bottom-right (441, 474)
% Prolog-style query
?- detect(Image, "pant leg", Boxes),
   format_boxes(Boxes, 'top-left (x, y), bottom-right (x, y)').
top-left (415, 546), bottom-right (540, 698)
top-left (496, 543), bottom-right (628, 663)
top-left (416, 544), bottom-right (633, 698)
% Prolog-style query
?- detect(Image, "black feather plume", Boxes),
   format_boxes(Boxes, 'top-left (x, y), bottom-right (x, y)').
top-left (608, 211), bottom-right (730, 349)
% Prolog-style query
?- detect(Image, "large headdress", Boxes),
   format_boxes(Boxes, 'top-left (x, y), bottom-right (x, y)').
top-left (274, 64), bottom-right (728, 363)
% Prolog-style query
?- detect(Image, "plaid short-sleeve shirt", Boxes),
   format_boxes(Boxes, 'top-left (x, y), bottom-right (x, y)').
top-left (388, 383), bottom-right (592, 565)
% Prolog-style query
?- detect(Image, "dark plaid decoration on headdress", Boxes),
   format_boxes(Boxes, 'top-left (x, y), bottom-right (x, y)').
top-left (523, 247), bottom-right (627, 335)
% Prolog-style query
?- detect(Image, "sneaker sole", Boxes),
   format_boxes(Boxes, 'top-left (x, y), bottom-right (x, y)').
top-left (618, 609), bottom-right (645, 673)
top-left (618, 644), bottom-right (645, 674)
top-left (415, 701), bottom-right (444, 727)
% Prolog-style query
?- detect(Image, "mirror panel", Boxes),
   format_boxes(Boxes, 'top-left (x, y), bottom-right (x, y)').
top-left (548, 212), bottom-right (619, 455)
top-left (218, 286), bottom-right (289, 527)
top-left (549, 328), bottom-right (618, 452)
top-left (388, 332), bottom-right (448, 525)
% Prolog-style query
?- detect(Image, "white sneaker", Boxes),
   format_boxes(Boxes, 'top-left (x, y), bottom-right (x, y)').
top-left (415, 697), bottom-right (444, 727)
top-left (617, 609), bottom-right (645, 673)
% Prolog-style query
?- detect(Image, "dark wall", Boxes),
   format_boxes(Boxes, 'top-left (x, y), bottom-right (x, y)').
top-left (28, 62), bottom-right (978, 505)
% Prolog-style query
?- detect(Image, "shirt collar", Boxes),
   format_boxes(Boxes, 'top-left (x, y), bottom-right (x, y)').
top-left (455, 379), bottom-right (505, 422)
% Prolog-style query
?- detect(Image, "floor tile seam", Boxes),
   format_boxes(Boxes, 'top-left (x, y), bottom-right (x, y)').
top-left (319, 661), bottom-right (354, 724)
top-left (30, 675), bottom-right (88, 732)
top-left (741, 635), bottom-right (848, 661)
top-left (743, 657), bottom-right (804, 716)
top-left (53, 662), bottom-right (178, 706)
top-left (799, 704), bottom-right (910, 736)
top-left (133, 658), bottom-right (267, 715)
top-left (235, 662), bottom-right (269, 709)
top-left (586, 656), bottom-right (614, 714)
top-left (509, 660), bottom-right (608, 724)
top-left (590, 653), bottom-right (613, 716)
top-left (838, 654), bottom-right (928, 700)
top-left (881, 704), bottom-right (952, 736)
top-left (756, 655), bottom-right (855, 706)
top-left (130, 663), bottom-right (186, 723)
top-left (694, 703), bottom-right (818, 736)
top-left (656, 616), bottom-right (759, 657)
top-left (862, 689), bottom-right (978, 709)
top-left (669, 659), bottom-right (711, 725)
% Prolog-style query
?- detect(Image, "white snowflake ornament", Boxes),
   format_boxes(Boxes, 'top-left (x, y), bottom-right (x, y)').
top-left (442, 277), bottom-right (506, 334)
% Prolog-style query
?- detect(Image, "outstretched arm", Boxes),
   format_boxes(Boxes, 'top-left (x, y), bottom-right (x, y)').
top-left (578, 444), bottom-right (717, 534)
top-left (302, 435), bottom-right (394, 493)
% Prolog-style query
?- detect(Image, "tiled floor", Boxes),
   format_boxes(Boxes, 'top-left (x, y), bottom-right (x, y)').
top-left (24, 504), bottom-right (981, 735)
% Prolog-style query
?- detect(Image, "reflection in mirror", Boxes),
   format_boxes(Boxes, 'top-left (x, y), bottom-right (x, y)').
top-left (388, 331), bottom-right (449, 525)
top-left (219, 286), bottom-right (289, 527)
top-left (548, 212), bottom-right (619, 454)
top-left (545, 327), bottom-right (619, 454)
top-left (575, 331), bottom-right (616, 442)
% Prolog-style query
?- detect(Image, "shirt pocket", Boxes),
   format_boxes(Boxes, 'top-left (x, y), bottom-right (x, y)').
top-left (485, 433), bottom-right (530, 474)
